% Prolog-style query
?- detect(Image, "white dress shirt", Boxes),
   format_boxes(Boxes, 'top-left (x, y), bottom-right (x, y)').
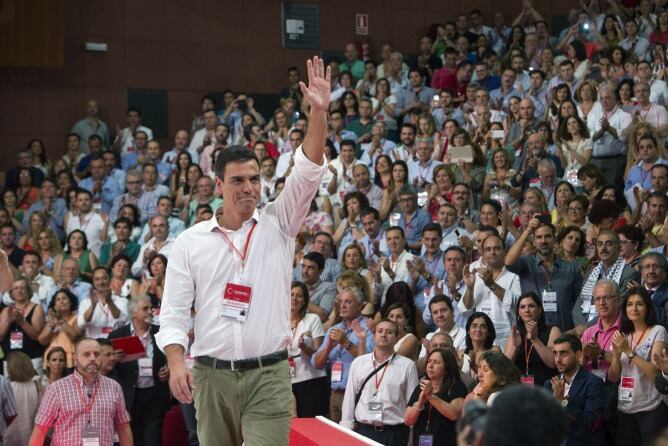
top-left (77, 295), bottom-right (129, 338)
top-left (418, 325), bottom-right (467, 361)
top-left (456, 267), bottom-right (521, 346)
top-left (587, 105), bottom-right (632, 158)
top-left (131, 237), bottom-right (175, 276)
top-left (340, 352), bottom-right (418, 429)
top-left (156, 146), bottom-right (326, 360)
top-left (289, 312), bottom-right (327, 384)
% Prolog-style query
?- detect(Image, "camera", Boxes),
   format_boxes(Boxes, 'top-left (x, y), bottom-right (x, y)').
top-left (237, 99), bottom-right (248, 112)
top-left (457, 401), bottom-right (489, 445)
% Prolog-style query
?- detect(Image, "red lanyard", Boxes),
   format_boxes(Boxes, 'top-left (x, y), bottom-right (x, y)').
top-left (540, 264), bottom-right (553, 289)
top-left (629, 327), bottom-right (648, 364)
top-left (217, 221), bottom-right (257, 266)
top-left (524, 336), bottom-right (534, 375)
top-left (75, 379), bottom-right (99, 423)
top-left (372, 357), bottom-right (390, 395)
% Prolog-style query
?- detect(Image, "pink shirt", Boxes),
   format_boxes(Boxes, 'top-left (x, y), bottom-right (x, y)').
top-left (580, 313), bottom-right (622, 376)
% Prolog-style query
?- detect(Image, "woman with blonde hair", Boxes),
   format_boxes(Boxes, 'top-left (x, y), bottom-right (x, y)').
top-left (447, 128), bottom-right (486, 211)
top-left (483, 148), bottom-right (518, 208)
top-left (18, 212), bottom-right (47, 251)
top-left (574, 80), bottom-right (599, 122)
top-left (417, 112), bottom-right (441, 150)
top-left (323, 270), bottom-right (374, 331)
top-left (34, 229), bottom-right (62, 277)
top-left (5, 351), bottom-right (41, 445)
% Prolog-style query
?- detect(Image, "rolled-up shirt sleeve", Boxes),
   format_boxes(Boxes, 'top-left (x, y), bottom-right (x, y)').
top-left (269, 145), bottom-right (327, 238)
top-left (155, 235), bottom-right (195, 354)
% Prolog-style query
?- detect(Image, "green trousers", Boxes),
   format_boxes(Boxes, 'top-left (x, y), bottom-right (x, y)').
top-left (192, 359), bottom-right (292, 446)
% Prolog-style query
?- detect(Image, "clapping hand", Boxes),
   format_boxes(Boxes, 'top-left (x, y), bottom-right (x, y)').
top-left (351, 319), bottom-right (367, 342)
top-left (652, 347), bottom-right (668, 374)
top-left (511, 325), bottom-right (522, 347)
top-left (419, 379), bottom-right (434, 403)
top-left (525, 320), bottom-right (538, 341)
top-left (463, 264), bottom-right (476, 288)
top-left (612, 331), bottom-right (630, 356)
top-left (551, 376), bottom-right (566, 401)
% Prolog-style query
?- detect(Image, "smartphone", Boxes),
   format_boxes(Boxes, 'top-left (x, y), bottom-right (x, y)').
top-left (536, 214), bottom-right (551, 224)
top-left (491, 130), bottom-right (505, 139)
top-left (432, 95), bottom-right (440, 102)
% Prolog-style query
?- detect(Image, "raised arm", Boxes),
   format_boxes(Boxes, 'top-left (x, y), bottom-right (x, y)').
top-left (300, 57), bottom-right (331, 165)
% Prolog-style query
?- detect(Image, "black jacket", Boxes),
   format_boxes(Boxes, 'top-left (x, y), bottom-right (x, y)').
top-left (108, 323), bottom-right (170, 411)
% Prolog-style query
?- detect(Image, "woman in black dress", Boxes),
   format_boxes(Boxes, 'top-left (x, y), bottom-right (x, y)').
top-left (504, 291), bottom-right (561, 386)
top-left (405, 348), bottom-right (467, 446)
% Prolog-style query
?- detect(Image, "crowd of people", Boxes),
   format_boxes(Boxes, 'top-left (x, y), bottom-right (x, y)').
top-left (2, 1), bottom-right (668, 445)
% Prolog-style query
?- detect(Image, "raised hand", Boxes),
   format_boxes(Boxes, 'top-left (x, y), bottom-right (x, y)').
top-left (299, 57), bottom-right (331, 113)
top-left (525, 320), bottom-right (538, 341)
top-left (463, 264), bottom-right (476, 288)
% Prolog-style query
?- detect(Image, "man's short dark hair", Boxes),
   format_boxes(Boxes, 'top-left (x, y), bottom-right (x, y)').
top-left (651, 163), bottom-right (668, 175)
top-left (553, 333), bottom-right (582, 352)
top-left (303, 252), bottom-right (325, 270)
top-left (157, 195), bottom-right (173, 206)
top-left (457, 60), bottom-right (472, 71)
top-left (400, 123), bottom-right (417, 134)
top-left (22, 250), bottom-right (40, 264)
top-left (287, 66), bottom-right (299, 74)
top-left (88, 134), bottom-right (103, 145)
top-left (477, 225), bottom-right (500, 237)
top-left (214, 145), bottom-right (260, 180)
top-left (67, 133), bottom-right (80, 141)
top-left (196, 204), bottom-right (213, 214)
top-left (126, 107), bottom-right (142, 116)
top-left (428, 294), bottom-right (453, 313)
top-left (340, 139), bottom-right (356, 151)
top-left (360, 207), bottom-right (380, 221)
top-left (113, 217), bottom-right (133, 229)
top-left (96, 338), bottom-right (113, 347)
top-left (530, 69), bottom-right (546, 80)
top-left (75, 188), bottom-right (93, 199)
top-left (386, 226), bottom-right (405, 239)
top-left (260, 156), bottom-right (277, 167)
top-left (422, 222), bottom-right (442, 237)
top-left (201, 95), bottom-right (217, 106)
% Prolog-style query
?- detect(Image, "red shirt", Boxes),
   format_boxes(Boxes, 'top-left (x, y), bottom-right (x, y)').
top-left (431, 66), bottom-right (455, 90)
top-left (436, 73), bottom-right (468, 102)
top-left (650, 30), bottom-right (668, 46)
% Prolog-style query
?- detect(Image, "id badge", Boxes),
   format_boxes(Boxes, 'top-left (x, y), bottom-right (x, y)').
top-left (82, 424), bottom-right (100, 446)
top-left (222, 282), bottom-right (253, 322)
top-left (542, 291), bottom-right (557, 313)
top-left (619, 377), bottom-right (634, 402)
top-left (520, 374), bottom-right (535, 386)
top-left (288, 357), bottom-right (296, 378)
top-left (101, 326), bottom-right (113, 336)
top-left (418, 435), bottom-right (434, 446)
top-left (331, 360), bottom-right (343, 382)
top-left (10, 331), bottom-right (23, 350)
top-left (368, 400), bottom-right (383, 423)
top-left (185, 353), bottom-right (194, 369)
top-left (138, 357), bottom-right (153, 377)
top-left (480, 299), bottom-right (492, 314)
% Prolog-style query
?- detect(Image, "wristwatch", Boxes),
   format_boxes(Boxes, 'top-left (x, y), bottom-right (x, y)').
top-left (345, 342), bottom-right (353, 350)
top-left (628, 351), bottom-right (637, 361)
top-left (488, 283), bottom-right (498, 291)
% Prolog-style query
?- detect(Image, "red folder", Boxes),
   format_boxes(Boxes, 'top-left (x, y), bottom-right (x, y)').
top-left (110, 336), bottom-right (147, 362)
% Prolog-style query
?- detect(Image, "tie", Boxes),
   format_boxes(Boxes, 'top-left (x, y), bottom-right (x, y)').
top-left (648, 289), bottom-right (656, 299)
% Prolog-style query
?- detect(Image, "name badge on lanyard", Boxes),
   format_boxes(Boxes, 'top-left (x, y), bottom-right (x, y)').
top-left (216, 222), bottom-right (257, 323)
top-left (542, 291), bottom-right (557, 313)
top-left (10, 331), bottom-right (23, 350)
top-left (619, 377), bottom-right (635, 402)
top-left (138, 357), bottom-right (153, 377)
top-left (82, 425), bottom-right (101, 446)
top-left (331, 360), bottom-right (343, 382)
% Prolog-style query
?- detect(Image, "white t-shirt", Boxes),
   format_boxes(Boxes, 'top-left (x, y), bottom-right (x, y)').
top-left (288, 312), bottom-right (327, 384)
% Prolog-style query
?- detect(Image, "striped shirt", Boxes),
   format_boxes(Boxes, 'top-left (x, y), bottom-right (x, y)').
top-left (34, 371), bottom-right (130, 445)
top-left (0, 375), bottom-right (17, 439)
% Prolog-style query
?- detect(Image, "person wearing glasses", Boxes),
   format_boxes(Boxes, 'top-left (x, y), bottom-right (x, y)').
top-left (574, 231), bottom-right (640, 335)
top-left (638, 252), bottom-right (668, 329)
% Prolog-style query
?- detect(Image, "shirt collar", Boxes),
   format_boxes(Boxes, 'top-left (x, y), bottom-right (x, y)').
top-left (73, 369), bottom-right (99, 387)
top-left (208, 205), bottom-right (260, 233)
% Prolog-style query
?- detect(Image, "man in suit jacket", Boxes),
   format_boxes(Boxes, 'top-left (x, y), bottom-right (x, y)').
top-left (110, 295), bottom-right (171, 446)
top-left (546, 334), bottom-right (606, 446)
top-left (639, 252), bottom-right (668, 329)
top-left (655, 346), bottom-right (668, 395)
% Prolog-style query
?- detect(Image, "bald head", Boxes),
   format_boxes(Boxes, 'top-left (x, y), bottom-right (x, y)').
top-left (519, 99), bottom-right (535, 119)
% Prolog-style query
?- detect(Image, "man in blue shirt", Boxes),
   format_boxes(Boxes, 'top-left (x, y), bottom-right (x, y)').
top-left (397, 186), bottom-right (432, 254)
top-left (23, 178), bottom-right (67, 241)
top-left (313, 287), bottom-right (374, 423)
top-left (78, 156), bottom-right (122, 214)
top-left (408, 223), bottom-right (446, 314)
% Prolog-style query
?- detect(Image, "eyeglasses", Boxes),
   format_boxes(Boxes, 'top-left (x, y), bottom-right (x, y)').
top-left (594, 295), bottom-right (618, 303)
top-left (596, 241), bottom-right (618, 247)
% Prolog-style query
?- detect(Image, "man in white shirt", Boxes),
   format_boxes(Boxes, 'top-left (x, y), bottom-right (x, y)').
top-left (132, 215), bottom-right (174, 277)
top-left (2, 251), bottom-right (55, 310)
top-left (389, 123), bottom-right (417, 162)
top-left (359, 122), bottom-right (396, 171)
top-left (633, 81), bottom-right (668, 132)
top-left (459, 234), bottom-right (521, 347)
top-left (77, 267), bottom-right (128, 338)
top-left (345, 164), bottom-right (383, 211)
top-left (138, 196), bottom-right (186, 245)
top-left (275, 129), bottom-right (305, 178)
top-left (619, 19), bottom-right (650, 61)
top-left (156, 56), bottom-right (330, 446)
top-left (423, 246), bottom-right (470, 328)
top-left (587, 84), bottom-right (632, 189)
top-left (407, 138), bottom-right (443, 189)
top-left (65, 189), bottom-right (109, 258)
top-left (114, 107), bottom-right (153, 155)
top-left (340, 319), bottom-right (418, 445)
top-left (187, 109), bottom-right (218, 161)
top-left (637, 61), bottom-right (668, 106)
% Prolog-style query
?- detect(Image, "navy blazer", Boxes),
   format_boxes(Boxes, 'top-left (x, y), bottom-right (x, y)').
top-left (108, 323), bottom-right (170, 411)
top-left (544, 368), bottom-right (606, 446)
top-left (651, 282), bottom-right (668, 330)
